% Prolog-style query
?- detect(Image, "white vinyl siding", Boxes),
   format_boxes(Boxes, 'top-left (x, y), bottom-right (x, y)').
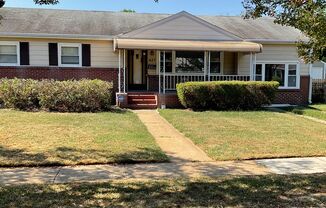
top-left (123, 15), bottom-right (238, 41)
top-left (238, 44), bottom-right (309, 76)
top-left (0, 38), bottom-right (119, 68)
top-left (223, 52), bottom-right (236, 75)
top-left (237, 52), bottom-right (251, 75)
top-left (29, 42), bottom-right (48, 66)
top-left (256, 44), bottom-right (309, 75)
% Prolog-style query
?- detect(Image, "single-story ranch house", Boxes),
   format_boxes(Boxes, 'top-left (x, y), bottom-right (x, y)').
top-left (0, 8), bottom-right (322, 108)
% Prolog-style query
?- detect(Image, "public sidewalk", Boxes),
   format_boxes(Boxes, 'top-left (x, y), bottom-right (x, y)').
top-left (0, 157), bottom-right (325, 186)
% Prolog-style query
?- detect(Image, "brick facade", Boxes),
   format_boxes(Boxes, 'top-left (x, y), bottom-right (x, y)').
top-left (274, 76), bottom-right (310, 105)
top-left (158, 76), bottom-right (311, 108)
top-left (0, 66), bottom-right (119, 92)
top-left (0, 68), bottom-right (310, 107)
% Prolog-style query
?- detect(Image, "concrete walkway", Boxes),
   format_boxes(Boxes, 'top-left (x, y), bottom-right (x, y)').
top-left (0, 161), bottom-right (270, 186)
top-left (1, 157), bottom-right (325, 186)
top-left (134, 110), bottom-right (213, 162)
top-left (257, 157), bottom-right (326, 174)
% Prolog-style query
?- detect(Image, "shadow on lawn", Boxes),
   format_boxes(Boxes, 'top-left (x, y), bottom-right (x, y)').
top-left (0, 145), bottom-right (168, 167)
top-left (0, 174), bottom-right (325, 207)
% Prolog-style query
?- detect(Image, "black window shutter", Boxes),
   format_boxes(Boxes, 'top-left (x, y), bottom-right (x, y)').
top-left (82, 44), bottom-right (91, 67)
top-left (20, 42), bottom-right (30, 65)
top-left (48, 43), bottom-right (58, 66)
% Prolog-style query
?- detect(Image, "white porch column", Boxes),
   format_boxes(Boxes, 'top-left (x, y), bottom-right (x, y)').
top-left (309, 63), bottom-right (313, 104)
top-left (253, 53), bottom-right (257, 81)
top-left (118, 50), bottom-right (121, 93)
top-left (163, 51), bottom-right (166, 94)
top-left (158, 51), bottom-right (161, 94)
top-left (208, 51), bottom-right (211, 81)
top-left (249, 52), bottom-right (253, 81)
top-left (123, 49), bottom-right (126, 93)
top-left (204, 51), bottom-right (207, 81)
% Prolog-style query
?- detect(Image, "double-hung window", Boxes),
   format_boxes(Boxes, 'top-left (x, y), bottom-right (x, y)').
top-left (0, 42), bottom-right (19, 66)
top-left (58, 43), bottom-right (81, 67)
top-left (209, 52), bottom-right (221, 74)
top-left (255, 63), bottom-right (300, 89)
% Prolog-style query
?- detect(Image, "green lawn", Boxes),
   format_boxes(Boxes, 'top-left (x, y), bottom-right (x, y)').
top-left (0, 174), bottom-right (325, 207)
top-left (0, 110), bottom-right (167, 167)
top-left (281, 104), bottom-right (326, 121)
top-left (159, 109), bottom-right (326, 161)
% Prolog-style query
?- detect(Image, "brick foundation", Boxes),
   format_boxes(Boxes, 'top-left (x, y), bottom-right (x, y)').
top-left (274, 76), bottom-right (310, 105)
top-left (148, 75), bottom-right (159, 91)
top-left (0, 66), bottom-right (119, 92)
top-left (0, 68), bottom-right (310, 107)
top-left (158, 94), bottom-right (183, 108)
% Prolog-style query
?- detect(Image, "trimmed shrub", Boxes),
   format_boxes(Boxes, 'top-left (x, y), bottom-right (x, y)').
top-left (177, 81), bottom-right (279, 110)
top-left (0, 78), bottom-right (113, 112)
top-left (0, 79), bottom-right (40, 110)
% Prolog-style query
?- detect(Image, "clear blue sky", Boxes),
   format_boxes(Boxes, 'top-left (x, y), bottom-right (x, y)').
top-left (5, 0), bottom-right (245, 16)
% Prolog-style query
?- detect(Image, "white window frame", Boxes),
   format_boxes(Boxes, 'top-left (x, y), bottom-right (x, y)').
top-left (0, 41), bottom-right (20, 66)
top-left (157, 50), bottom-right (224, 75)
top-left (208, 51), bottom-right (223, 75)
top-left (58, 43), bottom-right (82, 67)
top-left (255, 61), bottom-right (300, 89)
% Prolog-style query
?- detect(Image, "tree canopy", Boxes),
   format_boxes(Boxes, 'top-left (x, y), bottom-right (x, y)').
top-left (121, 9), bottom-right (136, 13)
top-left (243, 0), bottom-right (326, 63)
top-left (0, 0), bottom-right (59, 8)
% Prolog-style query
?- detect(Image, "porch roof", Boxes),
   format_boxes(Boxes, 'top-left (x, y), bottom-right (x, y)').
top-left (114, 39), bottom-right (263, 53)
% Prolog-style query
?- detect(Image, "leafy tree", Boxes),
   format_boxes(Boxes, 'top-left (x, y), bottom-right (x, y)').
top-left (121, 9), bottom-right (136, 13)
top-left (243, 0), bottom-right (326, 63)
top-left (0, 0), bottom-right (59, 8)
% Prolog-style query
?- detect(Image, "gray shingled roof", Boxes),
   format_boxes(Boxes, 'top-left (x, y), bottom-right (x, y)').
top-left (0, 7), bottom-right (304, 42)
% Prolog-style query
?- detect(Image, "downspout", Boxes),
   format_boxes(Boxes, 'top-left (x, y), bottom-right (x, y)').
top-left (123, 49), bottom-right (126, 93)
top-left (308, 63), bottom-right (313, 104)
top-left (118, 50), bottom-right (121, 93)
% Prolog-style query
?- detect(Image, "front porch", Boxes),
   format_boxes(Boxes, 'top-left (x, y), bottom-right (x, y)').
top-left (115, 48), bottom-right (257, 108)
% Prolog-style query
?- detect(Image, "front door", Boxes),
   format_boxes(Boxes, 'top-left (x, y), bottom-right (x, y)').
top-left (128, 50), bottom-right (147, 91)
top-left (133, 50), bottom-right (143, 84)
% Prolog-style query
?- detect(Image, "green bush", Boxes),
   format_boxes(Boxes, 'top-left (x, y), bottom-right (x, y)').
top-left (177, 81), bottom-right (279, 110)
top-left (0, 79), bottom-right (40, 110)
top-left (0, 78), bottom-right (113, 112)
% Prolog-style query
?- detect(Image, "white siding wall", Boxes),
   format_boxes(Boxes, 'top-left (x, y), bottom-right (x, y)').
top-left (238, 44), bottom-right (310, 76)
top-left (126, 16), bottom-right (237, 41)
top-left (223, 52), bottom-right (236, 75)
top-left (0, 38), bottom-right (119, 68)
top-left (237, 52), bottom-right (251, 75)
top-left (29, 42), bottom-right (49, 66)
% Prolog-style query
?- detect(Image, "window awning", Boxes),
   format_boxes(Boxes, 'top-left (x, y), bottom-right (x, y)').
top-left (114, 39), bottom-right (263, 52)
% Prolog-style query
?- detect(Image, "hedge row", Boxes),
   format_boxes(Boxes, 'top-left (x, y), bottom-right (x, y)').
top-left (0, 79), bottom-right (113, 112)
top-left (177, 81), bottom-right (279, 110)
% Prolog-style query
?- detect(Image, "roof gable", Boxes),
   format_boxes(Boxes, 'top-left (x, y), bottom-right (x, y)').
top-left (119, 11), bottom-right (243, 41)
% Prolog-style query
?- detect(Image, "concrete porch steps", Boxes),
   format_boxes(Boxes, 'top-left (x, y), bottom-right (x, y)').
top-left (127, 93), bottom-right (158, 109)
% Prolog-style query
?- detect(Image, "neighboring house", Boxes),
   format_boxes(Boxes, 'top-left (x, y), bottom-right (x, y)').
top-left (0, 8), bottom-right (316, 108)
top-left (311, 62), bottom-right (326, 80)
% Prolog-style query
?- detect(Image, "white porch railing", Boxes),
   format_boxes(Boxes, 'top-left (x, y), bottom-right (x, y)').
top-left (210, 75), bottom-right (251, 81)
top-left (162, 74), bottom-right (251, 91)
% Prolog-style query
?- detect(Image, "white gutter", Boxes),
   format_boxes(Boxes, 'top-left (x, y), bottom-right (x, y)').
top-left (0, 32), bottom-right (114, 40)
top-left (244, 39), bottom-right (303, 44)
